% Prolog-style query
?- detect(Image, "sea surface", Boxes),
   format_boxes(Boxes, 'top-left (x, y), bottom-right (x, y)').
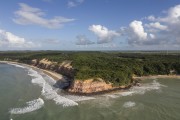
top-left (0, 63), bottom-right (180, 120)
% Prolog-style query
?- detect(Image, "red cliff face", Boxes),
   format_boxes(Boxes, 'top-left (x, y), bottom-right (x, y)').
top-left (68, 79), bottom-right (113, 94)
top-left (31, 59), bottom-right (75, 79)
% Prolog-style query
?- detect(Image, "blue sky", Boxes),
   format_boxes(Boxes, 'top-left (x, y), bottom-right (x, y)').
top-left (0, 0), bottom-right (180, 50)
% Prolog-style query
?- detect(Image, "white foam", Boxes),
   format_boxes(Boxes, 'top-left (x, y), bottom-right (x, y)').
top-left (130, 80), bottom-right (163, 95)
top-left (123, 101), bottom-right (136, 108)
top-left (7, 63), bottom-right (25, 68)
top-left (10, 98), bottom-right (44, 114)
top-left (28, 69), bottom-right (45, 86)
top-left (63, 95), bottom-right (95, 102)
top-left (105, 80), bottom-right (165, 98)
top-left (119, 91), bottom-right (135, 96)
top-left (7, 63), bottom-right (92, 107)
top-left (28, 68), bottom-right (78, 107)
top-left (104, 91), bottom-right (134, 98)
top-left (103, 94), bottom-right (119, 98)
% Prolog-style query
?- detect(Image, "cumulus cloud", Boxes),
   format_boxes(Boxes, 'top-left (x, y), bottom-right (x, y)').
top-left (129, 20), bottom-right (147, 41)
top-left (145, 22), bottom-right (168, 31)
top-left (146, 15), bottom-right (156, 21)
top-left (68, 0), bottom-right (84, 8)
top-left (13, 3), bottom-right (75, 29)
top-left (76, 35), bottom-right (94, 45)
top-left (123, 20), bottom-right (169, 46)
top-left (0, 29), bottom-right (36, 48)
top-left (125, 4), bottom-right (180, 47)
top-left (89, 25), bottom-right (120, 44)
top-left (157, 5), bottom-right (180, 39)
top-left (158, 4), bottom-right (180, 24)
top-left (148, 4), bottom-right (180, 45)
top-left (126, 20), bottom-right (159, 45)
top-left (86, 4), bottom-right (180, 48)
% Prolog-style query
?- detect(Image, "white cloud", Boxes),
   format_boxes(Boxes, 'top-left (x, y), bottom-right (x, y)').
top-left (147, 15), bottom-right (156, 21)
top-left (129, 20), bottom-right (147, 41)
top-left (125, 4), bottom-right (180, 47)
top-left (158, 4), bottom-right (180, 24)
top-left (68, 0), bottom-right (84, 8)
top-left (125, 20), bottom-right (161, 46)
top-left (13, 3), bottom-right (75, 29)
top-left (0, 29), bottom-right (36, 48)
top-left (76, 35), bottom-right (94, 45)
top-left (145, 22), bottom-right (168, 31)
top-left (149, 34), bottom-right (155, 39)
top-left (89, 25), bottom-right (120, 44)
top-left (148, 4), bottom-right (180, 45)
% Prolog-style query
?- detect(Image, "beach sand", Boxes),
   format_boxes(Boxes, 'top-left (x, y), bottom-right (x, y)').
top-left (0, 61), bottom-right (63, 81)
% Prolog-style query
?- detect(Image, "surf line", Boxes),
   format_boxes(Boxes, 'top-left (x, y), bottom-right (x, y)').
top-left (8, 62), bottom-right (79, 116)
top-left (9, 98), bottom-right (44, 114)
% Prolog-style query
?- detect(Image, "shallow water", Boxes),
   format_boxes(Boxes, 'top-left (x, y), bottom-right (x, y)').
top-left (0, 63), bottom-right (180, 120)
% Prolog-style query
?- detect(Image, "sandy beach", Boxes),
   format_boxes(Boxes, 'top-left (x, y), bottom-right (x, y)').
top-left (0, 61), bottom-right (63, 81)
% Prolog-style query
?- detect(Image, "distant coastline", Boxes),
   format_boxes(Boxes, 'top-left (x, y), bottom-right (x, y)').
top-left (0, 60), bottom-right (180, 95)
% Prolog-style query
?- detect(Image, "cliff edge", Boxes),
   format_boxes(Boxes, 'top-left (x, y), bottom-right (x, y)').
top-left (30, 59), bottom-right (130, 94)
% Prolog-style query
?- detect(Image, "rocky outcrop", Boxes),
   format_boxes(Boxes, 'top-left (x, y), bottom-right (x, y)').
top-left (68, 79), bottom-right (113, 94)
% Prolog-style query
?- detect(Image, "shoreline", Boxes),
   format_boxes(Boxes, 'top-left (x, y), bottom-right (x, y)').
top-left (65, 84), bottom-right (133, 96)
top-left (1, 61), bottom-right (180, 96)
top-left (0, 61), bottom-right (63, 81)
top-left (133, 75), bottom-right (180, 80)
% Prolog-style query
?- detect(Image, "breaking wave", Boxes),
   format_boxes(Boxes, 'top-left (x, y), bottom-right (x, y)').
top-left (10, 98), bottom-right (44, 114)
top-left (7, 63), bottom-right (25, 69)
top-left (105, 80), bottom-right (165, 98)
top-left (7, 63), bottom-right (94, 109)
top-left (123, 101), bottom-right (136, 108)
top-left (63, 95), bottom-right (95, 102)
top-left (130, 80), bottom-right (164, 95)
top-left (28, 68), bottom-right (78, 107)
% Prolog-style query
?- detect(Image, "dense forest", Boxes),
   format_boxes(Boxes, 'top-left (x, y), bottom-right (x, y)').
top-left (0, 51), bottom-right (180, 86)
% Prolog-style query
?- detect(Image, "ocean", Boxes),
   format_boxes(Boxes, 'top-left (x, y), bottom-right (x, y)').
top-left (0, 63), bottom-right (180, 120)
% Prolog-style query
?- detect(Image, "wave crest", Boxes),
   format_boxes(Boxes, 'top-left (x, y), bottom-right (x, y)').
top-left (123, 101), bottom-right (136, 108)
top-left (28, 68), bottom-right (78, 107)
top-left (105, 80), bottom-right (165, 98)
top-left (7, 63), bottom-right (25, 68)
top-left (10, 98), bottom-right (44, 114)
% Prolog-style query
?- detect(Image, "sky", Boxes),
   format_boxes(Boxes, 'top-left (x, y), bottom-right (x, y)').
top-left (0, 0), bottom-right (180, 50)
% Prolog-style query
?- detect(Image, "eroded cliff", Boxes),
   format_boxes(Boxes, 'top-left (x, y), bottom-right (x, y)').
top-left (68, 79), bottom-right (113, 94)
top-left (31, 59), bottom-right (75, 79)
top-left (30, 59), bottom-right (130, 94)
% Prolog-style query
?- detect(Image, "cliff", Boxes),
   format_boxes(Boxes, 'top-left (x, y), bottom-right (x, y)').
top-left (68, 79), bottom-right (113, 94)
top-left (31, 59), bottom-right (75, 79)
top-left (29, 59), bottom-right (131, 94)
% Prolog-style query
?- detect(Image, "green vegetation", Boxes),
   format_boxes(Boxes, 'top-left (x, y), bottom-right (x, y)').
top-left (0, 51), bottom-right (180, 86)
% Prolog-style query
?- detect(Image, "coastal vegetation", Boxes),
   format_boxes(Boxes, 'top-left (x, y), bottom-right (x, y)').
top-left (0, 51), bottom-right (180, 86)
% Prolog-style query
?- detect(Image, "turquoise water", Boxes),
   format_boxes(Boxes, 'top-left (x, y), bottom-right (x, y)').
top-left (0, 63), bottom-right (180, 120)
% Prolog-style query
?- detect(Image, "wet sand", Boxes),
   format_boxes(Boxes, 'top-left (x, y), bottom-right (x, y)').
top-left (0, 61), bottom-right (63, 81)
